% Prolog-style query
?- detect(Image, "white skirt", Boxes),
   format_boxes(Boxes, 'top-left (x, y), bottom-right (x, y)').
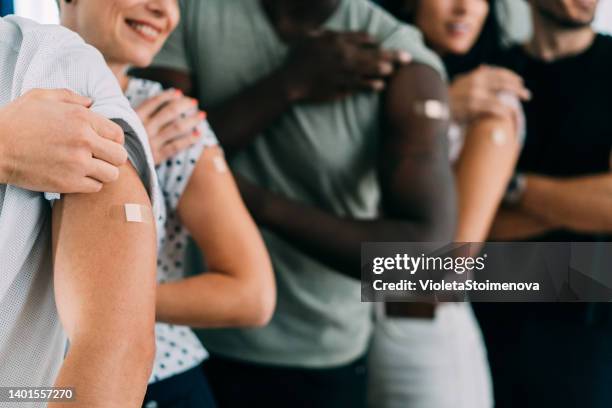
top-left (367, 303), bottom-right (493, 408)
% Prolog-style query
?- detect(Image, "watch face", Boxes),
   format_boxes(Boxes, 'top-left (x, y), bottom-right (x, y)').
top-left (504, 173), bottom-right (525, 206)
top-left (508, 175), bottom-right (520, 192)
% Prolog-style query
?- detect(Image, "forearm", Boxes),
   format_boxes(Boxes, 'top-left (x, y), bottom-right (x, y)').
top-left (520, 174), bottom-right (612, 233)
top-left (255, 188), bottom-right (452, 280)
top-left (489, 207), bottom-right (555, 240)
top-left (51, 163), bottom-right (156, 407)
top-left (207, 69), bottom-right (294, 155)
top-left (156, 272), bottom-right (270, 328)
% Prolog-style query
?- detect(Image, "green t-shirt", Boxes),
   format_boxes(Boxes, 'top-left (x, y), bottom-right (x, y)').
top-left (154, 0), bottom-right (445, 368)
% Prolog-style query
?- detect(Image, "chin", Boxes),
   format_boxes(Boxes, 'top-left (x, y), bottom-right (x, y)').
top-left (448, 43), bottom-right (473, 56)
top-left (129, 54), bottom-right (155, 68)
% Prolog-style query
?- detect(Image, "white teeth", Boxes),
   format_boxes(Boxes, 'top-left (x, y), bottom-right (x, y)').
top-left (449, 23), bottom-right (469, 33)
top-left (128, 22), bottom-right (160, 39)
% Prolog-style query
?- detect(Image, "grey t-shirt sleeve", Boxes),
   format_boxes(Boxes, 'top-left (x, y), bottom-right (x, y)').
top-left (382, 23), bottom-right (447, 81)
top-left (16, 25), bottom-right (158, 204)
top-left (111, 119), bottom-right (152, 196)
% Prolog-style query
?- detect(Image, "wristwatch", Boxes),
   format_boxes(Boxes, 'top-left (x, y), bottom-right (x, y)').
top-left (503, 173), bottom-right (527, 206)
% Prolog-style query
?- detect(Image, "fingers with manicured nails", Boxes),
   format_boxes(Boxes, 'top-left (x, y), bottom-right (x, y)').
top-left (89, 131), bottom-right (129, 167)
top-left (136, 88), bottom-right (181, 119)
top-left (155, 111), bottom-right (204, 145)
top-left (87, 157), bottom-right (121, 184)
top-left (147, 97), bottom-right (198, 134)
top-left (158, 135), bottom-right (200, 162)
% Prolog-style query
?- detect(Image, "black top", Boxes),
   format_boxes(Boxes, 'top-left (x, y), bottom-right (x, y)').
top-left (498, 34), bottom-right (612, 242)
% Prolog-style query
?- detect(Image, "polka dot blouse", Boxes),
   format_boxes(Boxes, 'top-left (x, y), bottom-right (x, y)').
top-left (126, 78), bottom-right (218, 383)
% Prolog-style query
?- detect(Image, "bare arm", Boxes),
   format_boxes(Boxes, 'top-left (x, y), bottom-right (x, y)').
top-left (155, 147), bottom-right (275, 328)
top-left (453, 114), bottom-right (520, 242)
top-left (238, 64), bottom-right (456, 279)
top-left (518, 173), bottom-right (612, 233)
top-left (488, 207), bottom-right (557, 240)
top-left (50, 163), bottom-right (157, 408)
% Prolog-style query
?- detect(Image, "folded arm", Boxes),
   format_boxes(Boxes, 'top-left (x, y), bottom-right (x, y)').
top-left (488, 173), bottom-right (612, 240)
top-left (155, 147), bottom-right (275, 328)
top-left (488, 207), bottom-right (556, 241)
top-left (519, 173), bottom-right (612, 233)
top-left (50, 163), bottom-right (157, 408)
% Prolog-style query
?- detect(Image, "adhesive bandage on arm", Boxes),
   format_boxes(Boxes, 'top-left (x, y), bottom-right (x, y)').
top-left (213, 156), bottom-right (228, 173)
top-left (108, 204), bottom-right (153, 223)
top-left (491, 128), bottom-right (509, 146)
top-left (413, 100), bottom-right (451, 121)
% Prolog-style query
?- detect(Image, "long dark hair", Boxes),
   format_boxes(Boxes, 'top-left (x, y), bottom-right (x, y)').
top-left (376, 0), bottom-right (506, 79)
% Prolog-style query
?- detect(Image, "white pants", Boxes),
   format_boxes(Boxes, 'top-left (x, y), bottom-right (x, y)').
top-left (367, 303), bottom-right (493, 408)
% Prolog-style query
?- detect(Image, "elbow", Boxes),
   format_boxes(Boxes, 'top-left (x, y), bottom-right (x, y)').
top-left (121, 325), bottom-right (157, 378)
top-left (248, 275), bottom-right (277, 328)
top-left (248, 286), bottom-right (276, 328)
top-left (237, 265), bottom-right (277, 328)
top-left (73, 323), bottom-right (156, 381)
top-left (420, 206), bottom-right (458, 243)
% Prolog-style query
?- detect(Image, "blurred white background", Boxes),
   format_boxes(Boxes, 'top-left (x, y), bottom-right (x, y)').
top-left (500, 0), bottom-right (612, 41)
top-left (14, 0), bottom-right (59, 24)
top-left (10, 0), bottom-right (612, 38)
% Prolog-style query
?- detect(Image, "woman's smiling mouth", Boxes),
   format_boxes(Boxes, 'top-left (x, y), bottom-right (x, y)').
top-left (126, 19), bottom-right (162, 42)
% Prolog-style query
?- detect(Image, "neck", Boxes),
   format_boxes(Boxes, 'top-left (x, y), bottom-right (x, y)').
top-left (261, 0), bottom-right (340, 35)
top-left (108, 63), bottom-right (131, 92)
top-left (526, 5), bottom-right (596, 61)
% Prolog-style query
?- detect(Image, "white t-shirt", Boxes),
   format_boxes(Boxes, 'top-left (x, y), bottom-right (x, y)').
top-left (0, 15), bottom-right (158, 400)
top-left (125, 78), bottom-right (218, 383)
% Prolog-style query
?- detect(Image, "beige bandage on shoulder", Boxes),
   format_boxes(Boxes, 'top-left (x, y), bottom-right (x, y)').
top-left (213, 155), bottom-right (228, 173)
top-left (491, 128), bottom-right (509, 146)
top-left (108, 204), bottom-right (152, 223)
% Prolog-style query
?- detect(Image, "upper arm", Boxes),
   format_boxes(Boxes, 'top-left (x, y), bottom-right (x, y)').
top-left (52, 162), bottom-right (157, 340)
top-left (177, 147), bottom-right (265, 271)
top-left (454, 114), bottom-right (520, 241)
top-left (379, 63), bottom-right (455, 221)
